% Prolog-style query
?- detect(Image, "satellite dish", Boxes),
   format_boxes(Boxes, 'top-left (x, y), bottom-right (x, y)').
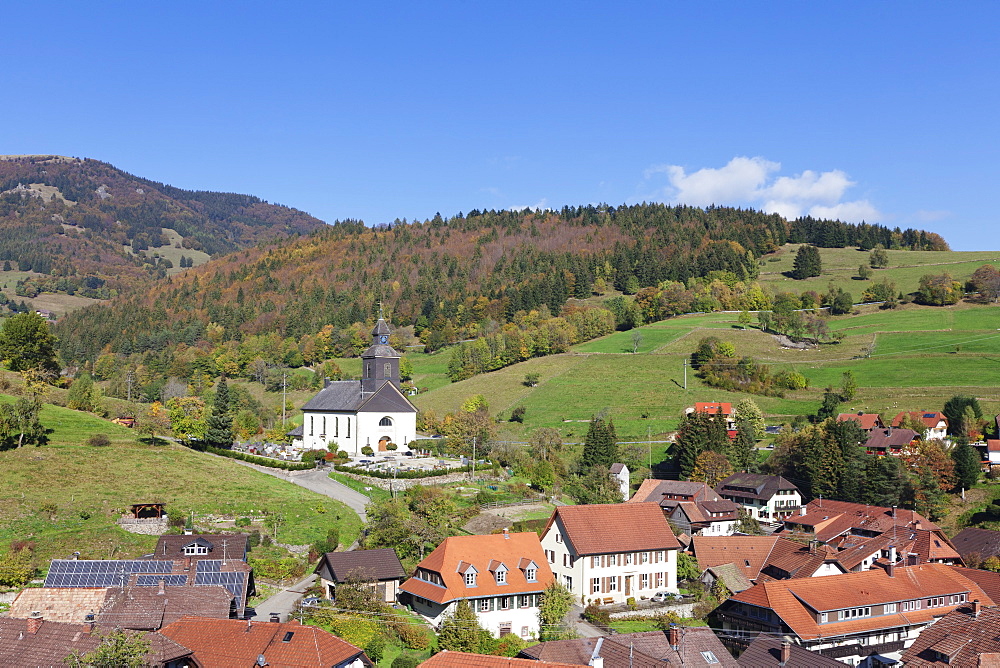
top-left (257, 655), bottom-right (267, 666)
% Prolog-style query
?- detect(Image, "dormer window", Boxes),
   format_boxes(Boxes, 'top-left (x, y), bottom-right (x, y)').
top-left (459, 562), bottom-right (478, 587)
top-left (183, 544), bottom-right (210, 556)
top-left (526, 568), bottom-right (536, 582)
top-left (465, 572), bottom-right (477, 586)
top-left (496, 569), bottom-right (506, 584)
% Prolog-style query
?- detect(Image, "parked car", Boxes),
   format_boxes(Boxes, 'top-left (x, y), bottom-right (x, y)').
top-left (298, 596), bottom-right (321, 609)
top-left (651, 591), bottom-right (672, 603)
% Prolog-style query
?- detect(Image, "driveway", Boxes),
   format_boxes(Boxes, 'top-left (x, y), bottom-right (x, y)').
top-left (252, 572), bottom-right (317, 623)
top-left (224, 459), bottom-right (370, 521)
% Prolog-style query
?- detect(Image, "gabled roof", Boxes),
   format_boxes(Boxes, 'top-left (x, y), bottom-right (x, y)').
top-left (737, 635), bottom-right (843, 667)
top-left (950, 567), bottom-right (1000, 603)
top-left (705, 563), bottom-right (753, 593)
top-left (891, 411), bottom-right (948, 430)
top-left (0, 618), bottom-right (189, 666)
top-left (901, 604), bottom-right (1000, 666)
top-left (671, 500), bottom-right (739, 526)
top-left (544, 503), bottom-right (680, 556)
top-left (691, 536), bottom-right (801, 582)
top-left (301, 379), bottom-right (417, 413)
top-left (729, 563), bottom-right (996, 640)
top-left (609, 463), bottom-right (626, 475)
top-left (694, 402), bottom-right (733, 416)
top-left (988, 439), bottom-right (1000, 453)
top-left (400, 532), bottom-right (553, 604)
top-left (864, 428), bottom-right (919, 450)
top-left (426, 651), bottom-right (588, 667)
top-left (315, 548), bottom-right (406, 583)
top-left (836, 412), bottom-right (884, 430)
top-left (795, 498), bottom-right (940, 533)
top-left (159, 616), bottom-right (371, 667)
top-left (9, 588), bottom-right (108, 624)
top-left (521, 629), bottom-right (736, 667)
top-left (97, 584), bottom-right (234, 630)
top-left (715, 473), bottom-right (798, 501)
top-left (951, 527), bottom-right (1000, 561)
top-left (628, 480), bottom-right (719, 508)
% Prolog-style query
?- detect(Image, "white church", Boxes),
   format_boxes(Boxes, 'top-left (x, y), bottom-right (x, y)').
top-left (292, 318), bottom-right (418, 455)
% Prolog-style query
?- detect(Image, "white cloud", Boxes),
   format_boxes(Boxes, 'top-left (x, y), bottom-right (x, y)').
top-left (510, 198), bottom-right (549, 212)
top-left (648, 156), bottom-right (881, 223)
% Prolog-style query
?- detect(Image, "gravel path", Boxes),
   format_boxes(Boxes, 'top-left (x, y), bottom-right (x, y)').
top-left (224, 459), bottom-right (370, 521)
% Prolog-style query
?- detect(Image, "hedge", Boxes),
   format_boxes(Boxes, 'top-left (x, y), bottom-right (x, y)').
top-left (207, 447), bottom-right (313, 471)
top-left (333, 464), bottom-right (472, 479)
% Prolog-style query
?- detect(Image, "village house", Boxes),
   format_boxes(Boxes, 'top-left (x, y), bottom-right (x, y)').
top-left (399, 531), bottom-right (553, 639)
top-left (629, 479), bottom-right (723, 513)
top-left (314, 548), bottom-right (406, 603)
top-left (837, 411), bottom-right (885, 432)
top-left (984, 439), bottom-right (1000, 468)
top-left (891, 411), bottom-right (949, 440)
top-left (687, 402), bottom-right (737, 434)
top-left (713, 563), bottom-right (996, 666)
top-left (608, 463), bottom-right (630, 501)
top-left (864, 427), bottom-right (919, 456)
top-left (667, 498), bottom-right (741, 537)
top-left (295, 318), bottom-right (417, 455)
top-left (715, 473), bottom-right (801, 523)
top-left (690, 535), bottom-right (808, 585)
top-left (540, 503), bottom-right (680, 605)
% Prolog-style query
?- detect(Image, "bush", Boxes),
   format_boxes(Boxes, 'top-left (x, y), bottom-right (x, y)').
top-left (206, 446), bottom-right (312, 471)
top-left (509, 406), bottom-right (526, 423)
top-left (583, 603), bottom-right (610, 628)
top-left (395, 621), bottom-right (431, 650)
top-left (86, 433), bottom-right (111, 447)
top-left (235, 517), bottom-right (252, 527)
top-left (391, 656), bottom-right (421, 668)
top-left (365, 633), bottom-right (387, 664)
top-left (333, 463), bottom-right (472, 480)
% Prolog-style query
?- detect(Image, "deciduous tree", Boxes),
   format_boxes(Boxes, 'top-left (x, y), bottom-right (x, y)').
top-left (0, 312), bottom-right (60, 374)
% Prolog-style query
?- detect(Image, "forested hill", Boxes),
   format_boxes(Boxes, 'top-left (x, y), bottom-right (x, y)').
top-left (54, 203), bottom-right (947, 362)
top-left (0, 155), bottom-right (325, 291)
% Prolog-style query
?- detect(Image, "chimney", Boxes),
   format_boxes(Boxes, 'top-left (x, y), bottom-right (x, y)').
top-left (799, 505), bottom-right (807, 516)
top-left (892, 505), bottom-right (897, 518)
top-left (668, 624), bottom-right (680, 651)
top-left (809, 540), bottom-right (817, 555)
top-left (889, 545), bottom-right (897, 564)
top-left (157, 579), bottom-right (166, 595)
top-left (779, 641), bottom-right (791, 666)
top-left (886, 561), bottom-right (895, 577)
top-left (84, 612), bottom-right (96, 634)
top-left (27, 611), bottom-right (43, 634)
top-left (590, 637), bottom-right (604, 668)
top-left (974, 599), bottom-right (981, 618)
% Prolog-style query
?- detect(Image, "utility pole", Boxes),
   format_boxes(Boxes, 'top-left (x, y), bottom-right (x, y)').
top-left (126, 370), bottom-right (133, 403)
top-left (683, 360), bottom-right (687, 390)
top-left (281, 372), bottom-right (288, 426)
top-left (471, 437), bottom-right (476, 482)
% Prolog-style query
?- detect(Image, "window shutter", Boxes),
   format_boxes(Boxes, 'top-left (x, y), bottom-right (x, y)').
top-left (602, 577), bottom-right (608, 593)
top-left (617, 576), bottom-right (622, 591)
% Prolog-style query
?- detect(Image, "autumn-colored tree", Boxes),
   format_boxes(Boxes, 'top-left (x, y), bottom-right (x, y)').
top-left (690, 451), bottom-right (733, 487)
top-left (901, 439), bottom-right (956, 492)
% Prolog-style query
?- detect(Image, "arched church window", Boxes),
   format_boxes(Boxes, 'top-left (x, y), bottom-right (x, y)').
top-left (384, 362), bottom-right (391, 377)
top-left (379, 416), bottom-right (393, 427)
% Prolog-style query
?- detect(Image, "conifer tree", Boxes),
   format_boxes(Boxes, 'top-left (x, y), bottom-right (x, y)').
top-left (204, 376), bottom-right (234, 448)
top-left (582, 416), bottom-right (618, 469)
top-left (792, 245), bottom-right (822, 279)
top-left (438, 599), bottom-right (486, 653)
top-left (952, 441), bottom-right (980, 490)
top-left (731, 418), bottom-right (759, 473)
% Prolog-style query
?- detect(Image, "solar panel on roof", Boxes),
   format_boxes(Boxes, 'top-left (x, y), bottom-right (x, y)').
top-left (195, 571), bottom-right (246, 599)
top-left (44, 560), bottom-right (176, 587)
top-left (135, 574), bottom-right (188, 587)
top-left (196, 560), bottom-right (222, 572)
top-left (924, 413), bottom-right (936, 418)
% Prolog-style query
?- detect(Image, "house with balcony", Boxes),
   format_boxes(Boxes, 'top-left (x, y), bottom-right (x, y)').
top-left (713, 563), bottom-right (996, 666)
top-left (399, 531), bottom-right (553, 639)
top-left (864, 428), bottom-right (919, 456)
top-left (715, 473), bottom-right (801, 523)
top-left (540, 503), bottom-right (680, 605)
top-left (891, 411), bottom-right (949, 441)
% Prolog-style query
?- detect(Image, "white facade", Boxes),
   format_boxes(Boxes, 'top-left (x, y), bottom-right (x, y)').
top-left (302, 409), bottom-right (416, 455)
top-left (540, 515), bottom-right (677, 604)
top-left (409, 595), bottom-right (543, 639)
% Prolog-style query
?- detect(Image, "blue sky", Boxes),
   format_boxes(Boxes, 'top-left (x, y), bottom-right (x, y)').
top-left (3, 2), bottom-right (996, 250)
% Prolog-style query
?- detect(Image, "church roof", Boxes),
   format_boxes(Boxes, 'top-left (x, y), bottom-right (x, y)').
top-left (361, 343), bottom-right (399, 358)
top-left (371, 318), bottom-right (392, 336)
top-left (302, 380), bottom-right (416, 414)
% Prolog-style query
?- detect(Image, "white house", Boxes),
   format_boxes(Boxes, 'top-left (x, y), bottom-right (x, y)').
top-left (715, 473), bottom-right (801, 523)
top-left (609, 463), bottom-right (629, 501)
top-left (540, 503), bottom-right (680, 605)
top-left (295, 318), bottom-right (417, 455)
top-left (399, 531), bottom-right (553, 639)
top-left (892, 410), bottom-right (949, 441)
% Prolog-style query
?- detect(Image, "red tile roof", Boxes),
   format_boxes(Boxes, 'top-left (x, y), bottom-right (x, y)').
top-left (836, 412), bottom-right (884, 430)
top-left (400, 532), bottom-right (553, 605)
top-left (158, 616), bottom-right (370, 667)
top-left (891, 411), bottom-right (948, 430)
top-left (730, 563), bottom-right (996, 640)
top-left (423, 651), bottom-right (588, 667)
top-left (544, 503), bottom-right (680, 556)
top-left (901, 604), bottom-right (1000, 666)
top-left (691, 536), bottom-right (801, 581)
top-left (695, 402), bottom-right (733, 416)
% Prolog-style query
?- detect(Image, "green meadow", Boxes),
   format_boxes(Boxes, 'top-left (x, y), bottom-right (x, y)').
top-left (0, 397), bottom-right (362, 563)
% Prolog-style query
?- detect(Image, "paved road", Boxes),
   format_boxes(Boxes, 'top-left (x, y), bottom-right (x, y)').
top-left (226, 460), bottom-right (371, 521)
top-left (252, 572), bottom-right (317, 623)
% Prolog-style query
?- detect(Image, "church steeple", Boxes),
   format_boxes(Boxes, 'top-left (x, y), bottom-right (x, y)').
top-left (361, 318), bottom-right (400, 391)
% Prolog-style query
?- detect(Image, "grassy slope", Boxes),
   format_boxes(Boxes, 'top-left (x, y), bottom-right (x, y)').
top-left (413, 301), bottom-right (1000, 442)
top-left (0, 397), bottom-right (361, 563)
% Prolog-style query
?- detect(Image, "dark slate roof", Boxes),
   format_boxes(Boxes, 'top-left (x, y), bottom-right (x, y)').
top-left (302, 380), bottom-right (416, 414)
top-left (372, 318), bottom-right (392, 336)
top-left (716, 473), bottom-right (798, 500)
top-left (286, 424), bottom-right (303, 437)
top-left (609, 463), bottom-right (626, 474)
top-left (315, 549), bottom-right (406, 583)
top-left (361, 343), bottom-right (399, 358)
top-left (302, 380), bottom-right (365, 411)
top-left (951, 527), bottom-right (1000, 561)
top-left (97, 584), bottom-right (234, 630)
top-left (738, 635), bottom-right (842, 667)
top-left (864, 428), bottom-right (918, 450)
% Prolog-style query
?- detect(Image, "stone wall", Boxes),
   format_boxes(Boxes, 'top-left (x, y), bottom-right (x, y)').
top-left (116, 517), bottom-right (169, 536)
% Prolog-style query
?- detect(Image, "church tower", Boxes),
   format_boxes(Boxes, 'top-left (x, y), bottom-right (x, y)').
top-left (361, 318), bottom-right (400, 392)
